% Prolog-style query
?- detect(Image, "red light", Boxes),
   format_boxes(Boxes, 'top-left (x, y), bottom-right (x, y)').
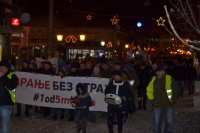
top-left (12, 18), bottom-right (19, 26)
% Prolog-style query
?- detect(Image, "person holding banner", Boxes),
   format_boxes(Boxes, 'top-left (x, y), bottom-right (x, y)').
top-left (42, 61), bottom-right (55, 119)
top-left (105, 70), bottom-right (133, 133)
top-left (70, 84), bottom-right (93, 133)
top-left (0, 60), bottom-right (18, 133)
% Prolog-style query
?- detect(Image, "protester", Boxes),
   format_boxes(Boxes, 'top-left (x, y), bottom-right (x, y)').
top-left (150, 63), bottom-right (157, 78)
top-left (105, 70), bottom-right (133, 133)
top-left (52, 70), bottom-right (66, 120)
top-left (70, 84), bottom-right (93, 133)
top-left (85, 61), bottom-right (93, 77)
top-left (137, 63), bottom-right (150, 110)
top-left (186, 63), bottom-right (197, 95)
top-left (79, 62), bottom-right (86, 77)
top-left (15, 60), bottom-right (32, 117)
top-left (37, 61), bottom-right (45, 74)
top-left (0, 60), bottom-right (18, 133)
top-left (61, 64), bottom-right (68, 76)
top-left (41, 61), bottom-right (55, 118)
top-left (147, 66), bottom-right (178, 133)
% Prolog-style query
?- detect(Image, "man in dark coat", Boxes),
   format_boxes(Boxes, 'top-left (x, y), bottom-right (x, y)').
top-left (112, 62), bottom-right (131, 80)
top-left (78, 62), bottom-right (86, 77)
top-left (186, 63), bottom-right (197, 94)
top-left (0, 60), bottom-right (18, 133)
top-left (71, 84), bottom-right (93, 133)
top-left (85, 61), bottom-right (93, 77)
top-left (136, 63), bottom-right (150, 110)
top-left (105, 71), bottom-right (133, 133)
top-left (101, 62), bottom-right (112, 78)
top-left (41, 61), bottom-right (55, 118)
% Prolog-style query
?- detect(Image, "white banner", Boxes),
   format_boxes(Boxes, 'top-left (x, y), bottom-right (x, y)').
top-left (36, 58), bottom-right (58, 73)
top-left (15, 72), bottom-right (109, 112)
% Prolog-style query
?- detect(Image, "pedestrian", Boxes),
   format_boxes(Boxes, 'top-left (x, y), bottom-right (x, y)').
top-left (105, 70), bottom-right (133, 133)
top-left (61, 64), bottom-right (68, 76)
top-left (79, 62), bottom-right (86, 77)
top-left (15, 60), bottom-right (32, 117)
top-left (70, 84), bottom-right (93, 133)
top-left (0, 60), bottom-right (18, 133)
top-left (85, 61), bottom-right (93, 77)
top-left (100, 62), bottom-right (112, 78)
top-left (136, 63), bottom-right (150, 110)
top-left (186, 63), bottom-right (197, 95)
top-left (150, 63), bottom-right (157, 78)
top-left (147, 66), bottom-right (178, 133)
top-left (52, 70), bottom-right (66, 120)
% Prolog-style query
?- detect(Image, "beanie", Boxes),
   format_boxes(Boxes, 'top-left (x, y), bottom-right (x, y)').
top-left (93, 66), bottom-right (100, 73)
top-left (86, 61), bottom-right (92, 66)
top-left (0, 60), bottom-right (10, 70)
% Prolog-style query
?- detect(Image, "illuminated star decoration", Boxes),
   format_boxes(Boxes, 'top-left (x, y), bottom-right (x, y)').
top-left (110, 16), bottom-right (119, 25)
top-left (86, 15), bottom-right (92, 21)
top-left (156, 17), bottom-right (165, 26)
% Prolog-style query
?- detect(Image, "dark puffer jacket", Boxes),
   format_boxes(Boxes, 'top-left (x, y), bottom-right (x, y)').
top-left (0, 61), bottom-right (18, 106)
top-left (137, 69), bottom-right (150, 89)
top-left (71, 84), bottom-right (93, 118)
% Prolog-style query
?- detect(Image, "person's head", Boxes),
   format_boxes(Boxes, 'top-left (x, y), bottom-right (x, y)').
top-left (76, 84), bottom-right (86, 95)
top-left (114, 70), bottom-right (122, 82)
top-left (60, 60), bottom-right (66, 66)
top-left (156, 66), bottom-right (165, 78)
top-left (93, 66), bottom-right (100, 76)
top-left (44, 62), bottom-right (52, 71)
top-left (114, 62), bottom-right (121, 70)
top-left (29, 63), bottom-right (35, 69)
top-left (40, 61), bottom-right (45, 69)
top-left (97, 60), bottom-right (102, 67)
top-left (22, 60), bottom-right (29, 69)
top-left (62, 64), bottom-right (68, 72)
top-left (71, 63), bottom-right (77, 72)
top-left (0, 60), bottom-right (10, 74)
top-left (152, 64), bottom-right (157, 71)
top-left (80, 62), bottom-right (85, 70)
top-left (140, 63), bottom-right (145, 70)
top-left (86, 61), bottom-right (92, 69)
top-left (58, 70), bottom-right (64, 77)
top-left (102, 63), bottom-right (109, 70)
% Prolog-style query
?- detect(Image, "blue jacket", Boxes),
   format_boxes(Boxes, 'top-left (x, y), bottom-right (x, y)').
top-left (71, 84), bottom-right (93, 118)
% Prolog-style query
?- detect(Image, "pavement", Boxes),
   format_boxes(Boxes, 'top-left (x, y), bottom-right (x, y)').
top-left (8, 90), bottom-right (200, 133)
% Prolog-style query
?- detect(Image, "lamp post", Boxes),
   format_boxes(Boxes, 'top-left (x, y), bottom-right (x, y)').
top-left (80, 35), bottom-right (86, 41)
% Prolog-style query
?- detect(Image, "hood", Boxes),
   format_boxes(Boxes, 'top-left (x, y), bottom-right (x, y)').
top-left (76, 84), bottom-right (87, 95)
top-left (109, 73), bottom-right (128, 82)
top-left (57, 70), bottom-right (65, 76)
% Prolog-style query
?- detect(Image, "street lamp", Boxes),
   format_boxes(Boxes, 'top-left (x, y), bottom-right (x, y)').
top-left (101, 41), bottom-right (105, 46)
top-left (80, 35), bottom-right (85, 41)
top-left (125, 44), bottom-right (129, 48)
top-left (57, 34), bottom-right (63, 41)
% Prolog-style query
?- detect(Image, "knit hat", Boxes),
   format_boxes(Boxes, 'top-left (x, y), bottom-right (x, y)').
top-left (86, 61), bottom-right (92, 66)
top-left (93, 66), bottom-right (100, 73)
top-left (114, 62), bottom-right (121, 66)
top-left (44, 61), bottom-right (52, 67)
top-left (152, 63), bottom-right (157, 68)
top-left (0, 60), bottom-right (10, 70)
top-left (71, 63), bottom-right (77, 68)
top-left (156, 66), bottom-right (165, 71)
top-left (114, 70), bottom-right (122, 76)
top-left (124, 64), bottom-right (131, 73)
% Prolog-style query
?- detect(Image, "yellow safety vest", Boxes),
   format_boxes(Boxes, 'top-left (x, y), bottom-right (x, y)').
top-left (5, 72), bottom-right (16, 103)
top-left (146, 75), bottom-right (173, 101)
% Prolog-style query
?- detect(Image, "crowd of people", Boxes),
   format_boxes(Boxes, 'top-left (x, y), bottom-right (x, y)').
top-left (0, 56), bottom-right (198, 133)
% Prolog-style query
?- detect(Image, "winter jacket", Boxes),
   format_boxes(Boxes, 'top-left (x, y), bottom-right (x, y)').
top-left (78, 69), bottom-right (86, 77)
top-left (128, 70), bottom-right (140, 94)
top-left (41, 69), bottom-right (55, 75)
top-left (137, 69), bottom-right (150, 89)
top-left (20, 68), bottom-right (32, 73)
top-left (0, 69), bottom-right (18, 106)
top-left (173, 66), bottom-right (186, 81)
top-left (71, 85), bottom-right (93, 118)
top-left (148, 74), bottom-right (178, 108)
top-left (105, 73), bottom-right (132, 111)
top-left (100, 66), bottom-right (112, 79)
top-left (186, 66), bottom-right (197, 80)
top-left (85, 68), bottom-right (93, 77)
top-left (68, 70), bottom-right (79, 77)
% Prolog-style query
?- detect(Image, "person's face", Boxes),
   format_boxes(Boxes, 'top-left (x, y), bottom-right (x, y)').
top-left (79, 89), bottom-right (82, 94)
top-left (114, 65), bottom-right (121, 70)
top-left (80, 64), bottom-right (85, 70)
top-left (29, 64), bottom-right (34, 69)
top-left (62, 66), bottom-right (67, 72)
top-left (114, 75), bottom-right (121, 82)
top-left (58, 71), bottom-right (64, 77)
top-left (0, 66), bottom-right (8, 74)
top-left (71, 68), bottom-right (77, 72)
top-left (103, 64), bottom-right (108, 70)
top-left (86, 64), bottom-right (91, 69)
top-left (152, 66), bottom-right (157, 71)
top-left (140, 65), bottom-right (145, 70)
top-left (45, 64), bottom-right (51, 71)
top-left (156, 70), bottom-right (165, 78)
top-left (94, 70), bottom-right (99, 76)
top-left (23, 62), bottom-right (28, 68)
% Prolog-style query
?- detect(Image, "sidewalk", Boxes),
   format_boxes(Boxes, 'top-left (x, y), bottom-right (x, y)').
top-left (9, 90), bottom-right (200, 133)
